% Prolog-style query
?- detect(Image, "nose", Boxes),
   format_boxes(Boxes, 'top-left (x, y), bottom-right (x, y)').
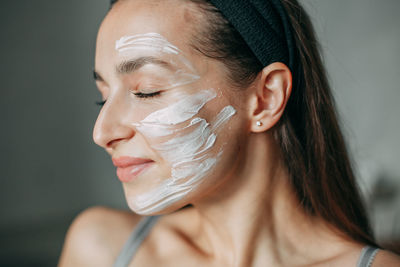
top-left (93, 97), bottom-right (135, 150)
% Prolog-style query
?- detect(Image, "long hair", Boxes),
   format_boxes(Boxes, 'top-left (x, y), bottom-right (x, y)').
top-left (110, 0), bottom-right (376, 246)
top-left (187, 0), bottom-right (377, 246)
top-left (279, 0), bottom-right (375, 245)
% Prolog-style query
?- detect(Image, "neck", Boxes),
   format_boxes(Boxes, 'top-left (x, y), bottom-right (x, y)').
top-left (189, 132), bottom-right (355, 266)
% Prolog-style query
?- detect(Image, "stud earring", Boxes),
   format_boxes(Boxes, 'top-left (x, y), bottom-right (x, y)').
top-left (256, 121), bottom-right (263, 127)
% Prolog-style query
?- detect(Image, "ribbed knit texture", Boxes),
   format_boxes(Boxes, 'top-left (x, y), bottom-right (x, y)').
top-left (209, 0), bottom-right (295, 70)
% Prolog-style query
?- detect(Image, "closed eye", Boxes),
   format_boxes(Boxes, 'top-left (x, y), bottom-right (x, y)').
top-left (95, 91), bottom-right (161, 107)
top-left (132, 91), bottom-right (161, 98)
top-left (95, 100), bottom-right (106, 106)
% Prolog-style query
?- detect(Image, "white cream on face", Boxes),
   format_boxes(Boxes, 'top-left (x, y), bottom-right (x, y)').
top-left (116, 33), bottom-right (180, 55)
top-left (115, 33), bottom-right (237, 214)
top-left (116, 33), bottom-right (200, 88)
top-left (130, 89), bottom-right (236, 214)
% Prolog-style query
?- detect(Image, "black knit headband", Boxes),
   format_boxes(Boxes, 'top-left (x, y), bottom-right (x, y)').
top-left (110, 0), bottom-right (297, 72)
top-left (209, 0), bottom-right (295, 71)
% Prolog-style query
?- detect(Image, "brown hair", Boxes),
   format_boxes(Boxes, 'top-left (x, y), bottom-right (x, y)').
top-left (187, 0), bottom-right (377, 246)
top-left (110, 0), bottom-right (377, 246)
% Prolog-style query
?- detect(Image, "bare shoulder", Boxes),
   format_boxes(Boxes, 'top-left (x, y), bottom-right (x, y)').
top-left (372, 249), bottom-right (400, 267)
top-left (58, 206), bottom-right (141, 267)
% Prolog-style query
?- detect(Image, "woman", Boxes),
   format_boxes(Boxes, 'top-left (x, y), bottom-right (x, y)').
top-left (59, 0), bottom-right (400, 266)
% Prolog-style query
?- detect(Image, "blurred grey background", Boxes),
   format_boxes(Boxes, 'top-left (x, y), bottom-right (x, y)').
top-left (0, 0), bottom-right (399, 266)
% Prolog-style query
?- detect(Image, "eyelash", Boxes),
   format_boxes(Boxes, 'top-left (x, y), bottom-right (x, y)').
top-left (95, 100), bottom-right (106, 106)
top-left (95, 91), bottom-right (161, 106)
top-left (132, 91), bottom-right (162, 98)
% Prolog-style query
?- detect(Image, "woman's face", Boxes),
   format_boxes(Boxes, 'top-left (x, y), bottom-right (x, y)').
top-left (94, 0), bottom-right (250, 215)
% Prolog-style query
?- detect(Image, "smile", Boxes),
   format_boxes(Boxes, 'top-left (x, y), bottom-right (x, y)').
top-left (113, 157), bottom-right (155, 183)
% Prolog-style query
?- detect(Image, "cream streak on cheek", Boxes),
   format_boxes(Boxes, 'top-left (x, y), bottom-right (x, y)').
top-left (129, 89), bottom-right (236, 215)
top-left (114, 33), bottom-right (236, 214)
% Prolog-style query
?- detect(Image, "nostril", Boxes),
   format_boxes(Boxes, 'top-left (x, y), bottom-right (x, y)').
top-left (106, 138), bottom-right (126, 148)
top-left (106, 127), bottom-right (136, 148)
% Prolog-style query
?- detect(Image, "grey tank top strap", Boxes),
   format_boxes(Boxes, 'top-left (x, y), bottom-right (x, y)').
top-left (113, 220), bottom-right (377, 267)
top-left (357, 246), bottom-right (380, 267)
top-left (113, 215), bottom-right (161, 267)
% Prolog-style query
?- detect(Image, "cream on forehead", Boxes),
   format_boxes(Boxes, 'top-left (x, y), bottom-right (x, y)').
top-left (115, 32), bottom-right (197, 74)
top-left (116, 33), bottom-right (179, 54)
top-left (128, 89), bottom-right (237, 214)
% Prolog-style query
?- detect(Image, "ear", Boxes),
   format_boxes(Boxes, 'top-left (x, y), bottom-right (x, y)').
top-left (248, 62), bottom-right (292, 133)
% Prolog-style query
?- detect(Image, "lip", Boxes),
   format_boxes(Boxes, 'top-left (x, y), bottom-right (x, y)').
top-left (113, 156), bottom-right (154, 183)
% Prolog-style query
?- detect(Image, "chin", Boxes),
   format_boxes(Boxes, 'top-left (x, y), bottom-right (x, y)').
top-left (126, 197), bottom-right (189, 216)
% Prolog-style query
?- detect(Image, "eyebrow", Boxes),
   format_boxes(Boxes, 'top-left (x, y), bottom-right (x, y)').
top-left (117, 56), bottom-right (174, 74)
top-left (93, 56), bottom-right (175, 82)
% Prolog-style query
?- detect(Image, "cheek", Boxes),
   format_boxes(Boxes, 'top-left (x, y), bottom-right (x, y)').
top-left (134, 90), bottom-right (236, 163)
top-left (126, 89), bottom-right (238, 214)
top-left (196, 111), bottom-right (249, 184)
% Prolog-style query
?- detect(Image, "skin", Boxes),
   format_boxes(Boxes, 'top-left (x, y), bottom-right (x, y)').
top-left (58, 0), bottom-right (400, 266)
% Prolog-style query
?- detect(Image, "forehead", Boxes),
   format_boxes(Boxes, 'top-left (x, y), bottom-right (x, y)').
top-left (96, 0), bottom-right (199, 65)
